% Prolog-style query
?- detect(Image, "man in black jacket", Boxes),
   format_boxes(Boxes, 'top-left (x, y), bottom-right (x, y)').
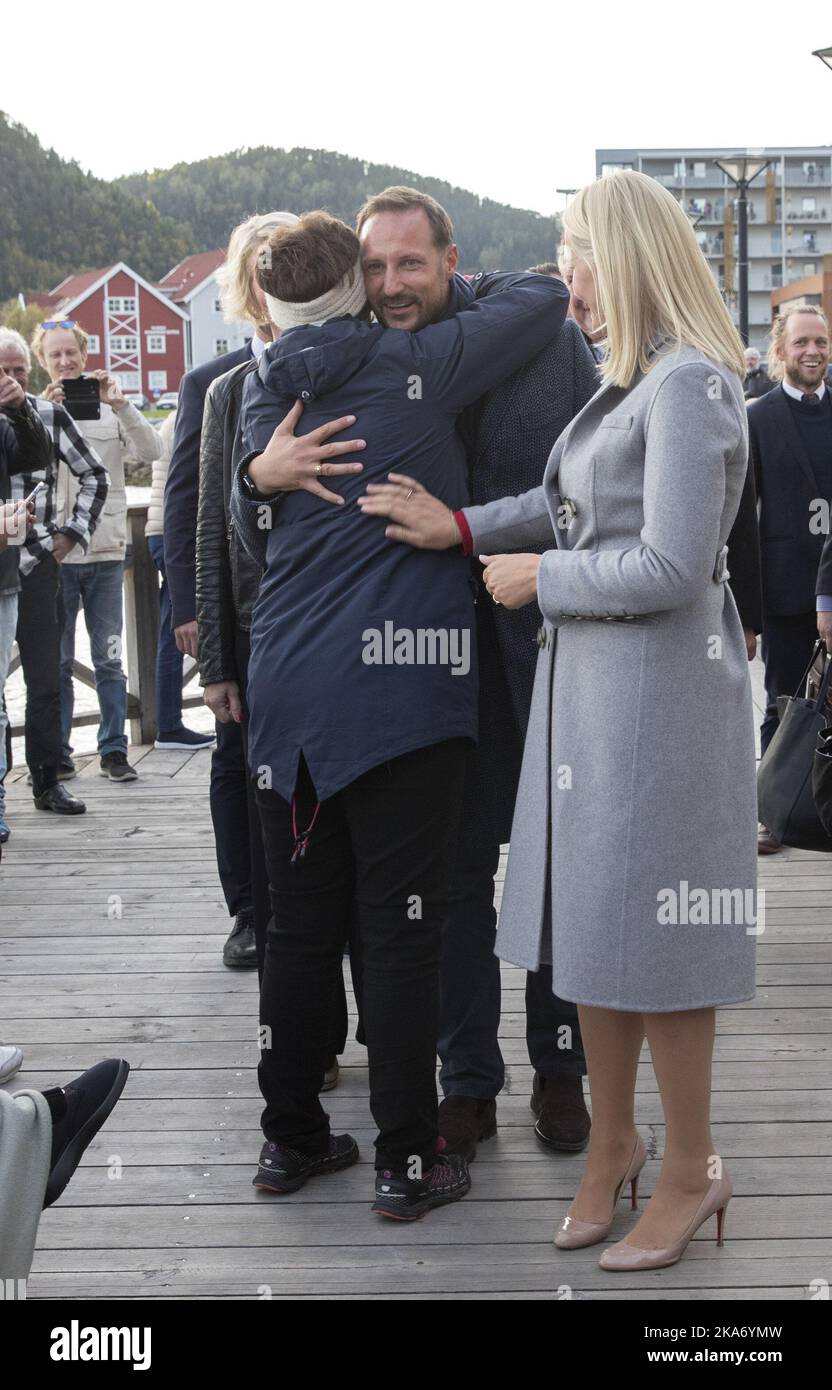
top-left (0, 368), bottom-right (52, 844)
top-left (750, 305), bottom-right (831, 854)
top-left (164, 212), bottom-right (300, 968)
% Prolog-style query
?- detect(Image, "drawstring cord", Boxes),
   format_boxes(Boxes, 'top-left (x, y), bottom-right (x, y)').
top-left (290, 794), bottom-right (321, 864)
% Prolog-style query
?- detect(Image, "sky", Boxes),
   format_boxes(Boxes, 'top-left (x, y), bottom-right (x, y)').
top-left (4, 0), bottom-right (831, 216)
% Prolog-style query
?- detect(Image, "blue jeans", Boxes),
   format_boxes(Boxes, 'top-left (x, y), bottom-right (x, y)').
top-left (60, 561), bottom-right (127, 757)
top-left (439, 833), bottom-right (586, 1099)
top-left (146, 534), bottom-right (183, 734)
top-left (0, 591), bottom-right (19, 821)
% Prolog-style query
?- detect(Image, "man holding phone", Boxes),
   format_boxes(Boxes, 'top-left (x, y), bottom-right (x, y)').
top-left (32, 320), bottom-right (161, 783)
top-left (0, 328), bottom-right (109, 816)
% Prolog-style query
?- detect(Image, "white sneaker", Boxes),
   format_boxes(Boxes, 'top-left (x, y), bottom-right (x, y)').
top-left (0, 1045), bottom-right (24, 1083)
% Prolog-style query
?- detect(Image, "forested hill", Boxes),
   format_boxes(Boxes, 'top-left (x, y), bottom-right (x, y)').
top-left (116, 147), bottom-right (560, 272)
top-left (0, 113), bottom-right (190, 299)
top-left (0, 114), bottom-right (560, 299)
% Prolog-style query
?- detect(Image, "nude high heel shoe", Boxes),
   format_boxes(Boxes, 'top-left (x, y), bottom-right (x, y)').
top-left (598, 1171), bottom-right (732, 1271)
top-left (554, 1132), bottom-right (647, 1250)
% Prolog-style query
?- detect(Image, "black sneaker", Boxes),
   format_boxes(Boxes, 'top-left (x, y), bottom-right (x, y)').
top-left (42, 1058), bottom-right (130, 1207)
top-left (154, 727), bottom-right (216, 751)
top-left (372, 1153), bottom-right (471, 1221)
top-left (253, 1133), bottom-right (359, 1194)
top-left (100, 752), bottom-right (138, 782)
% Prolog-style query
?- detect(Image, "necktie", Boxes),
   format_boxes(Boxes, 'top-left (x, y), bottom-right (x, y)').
top-left (802, 393), bottom-right (820, 408)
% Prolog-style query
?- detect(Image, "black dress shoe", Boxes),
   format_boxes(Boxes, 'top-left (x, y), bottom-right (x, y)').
top-left (437, 1096), bottom-right (497, 1161)
top-left (42, 1059), bottom-right (130, 1207)
top-left (530, 1072), bottom-right (591, 1152)
top-left (34, 783), bottom-right (87, 815)
top-left (223, 908), bottom-right (257, 968)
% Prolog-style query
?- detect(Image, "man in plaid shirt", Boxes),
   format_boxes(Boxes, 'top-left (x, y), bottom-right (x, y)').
top-left (0, 329), bottom-right (108, 814)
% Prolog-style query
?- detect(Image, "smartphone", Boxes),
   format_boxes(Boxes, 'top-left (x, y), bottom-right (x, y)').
top-left (62, 376), bottom-right (100, 421)
top-left (24, 481), bottom-right (48, 506)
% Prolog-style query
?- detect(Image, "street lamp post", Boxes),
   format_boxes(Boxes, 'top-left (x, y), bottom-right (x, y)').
top-left (714, 155), bottom-right (771, 346)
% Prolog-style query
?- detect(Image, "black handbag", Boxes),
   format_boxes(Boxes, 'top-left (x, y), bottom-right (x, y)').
top-left (813, 724), bottom-right (832, 838)
top-left (757, 641), bottom-right (832, 851)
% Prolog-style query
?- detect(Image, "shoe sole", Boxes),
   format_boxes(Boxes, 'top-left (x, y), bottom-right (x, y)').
top-left (253, 1143), bottom-right (359, 1194)
top-left (154, 741), bottom-right (216, 751)
top-left (222, 955), bottom-right (259, 969)
top-left (34, 800), bottom-right (86, 814)
top-left (372, 1175), bottom-right (472, 1221)
top-left (532, 1119), bottom-right (590, 1153)
top-left (44, 1059), bottom-right (131, 1207)
top-left (320, 1074), bottom-right (339, 1093)
top-left (99, 770), bottom-right (139, 781)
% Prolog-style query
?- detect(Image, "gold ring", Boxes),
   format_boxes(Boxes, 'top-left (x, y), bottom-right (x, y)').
top-left (315, 463), bottom-right (323, 477)
top-left (405, 488), bottom-right (414, 502)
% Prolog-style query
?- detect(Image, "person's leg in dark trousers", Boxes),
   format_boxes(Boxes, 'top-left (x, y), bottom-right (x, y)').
top-left (439, 834), bottom-right (504, 1100)
top-left (146, 534), bottom-right (185, 737)
top-left (16, 556), bottom-right (64, 791)
top-left (525, 967), bottom-right (585, 1078)
top-left (760, 612), bottom-right (819, 755)
top-left (234, 629), bottom-right (273, 981)
top-left (256, 739), bottom-right (467, 1172)
top-left (210, 719), bottom-right (252, 919)
top-left (255, 758), bottom-right (355, 1155)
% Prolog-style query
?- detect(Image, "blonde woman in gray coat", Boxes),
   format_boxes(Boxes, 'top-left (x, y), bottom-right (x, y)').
top-left (357, 169), bottom-right (758, 1272)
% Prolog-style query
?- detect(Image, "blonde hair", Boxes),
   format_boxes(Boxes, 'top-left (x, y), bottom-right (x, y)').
top-left (767, 303), bottom-right (829, 382)
top-left (31, 319), bottom-right (89, 365)
top-left (562, 170), bottom-right (746, 387)
top-left (214, 211), bottom-right (299, 325)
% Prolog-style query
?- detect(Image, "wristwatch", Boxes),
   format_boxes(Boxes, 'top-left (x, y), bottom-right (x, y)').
top-left (239, 452), bottom-right (276, 503)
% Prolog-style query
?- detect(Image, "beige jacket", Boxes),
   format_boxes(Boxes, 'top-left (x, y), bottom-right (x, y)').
top-left (56, 401), bottom-right (162, 562)
top-left (145, 412), bottom-right (176, 537)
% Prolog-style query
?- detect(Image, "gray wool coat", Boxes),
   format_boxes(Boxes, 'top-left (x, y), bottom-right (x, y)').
top-left (462, 345), bottom-right (758, 1012)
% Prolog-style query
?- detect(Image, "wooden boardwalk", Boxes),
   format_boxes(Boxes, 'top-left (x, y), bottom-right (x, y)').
top-left (1, 666), bottom-right (831, 1300)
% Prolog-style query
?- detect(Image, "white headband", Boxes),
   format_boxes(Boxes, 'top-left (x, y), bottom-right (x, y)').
top-left (265, 257), bottom-right (367, 330)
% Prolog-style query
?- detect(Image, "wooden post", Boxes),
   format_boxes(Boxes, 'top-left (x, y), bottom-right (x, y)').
top-left (123, 502), bottom-right (159, 746)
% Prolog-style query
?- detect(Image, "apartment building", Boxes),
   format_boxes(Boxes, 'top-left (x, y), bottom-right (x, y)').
top-left (595, 147), bottom-right (832, 351)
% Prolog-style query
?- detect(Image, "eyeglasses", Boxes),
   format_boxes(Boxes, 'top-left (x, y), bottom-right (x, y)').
top-left (39, 319), bottom-right (78, 330)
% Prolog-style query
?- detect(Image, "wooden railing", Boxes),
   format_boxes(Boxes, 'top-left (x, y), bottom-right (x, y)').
top-left (8, 501), bottom-right (203, 747)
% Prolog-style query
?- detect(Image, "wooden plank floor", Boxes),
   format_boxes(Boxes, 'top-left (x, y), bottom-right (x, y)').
top-left (1, 661), bottom-right (831, 1300)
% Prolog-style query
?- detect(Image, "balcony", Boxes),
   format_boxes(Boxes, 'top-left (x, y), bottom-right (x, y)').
top-left (784, 166), bottom-right (831, 187)
top-left (785, 209), bottom-right (830, 222)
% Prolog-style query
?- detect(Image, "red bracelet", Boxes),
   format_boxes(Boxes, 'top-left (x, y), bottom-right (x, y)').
top-left (454, 509), bottom-right (473, 557)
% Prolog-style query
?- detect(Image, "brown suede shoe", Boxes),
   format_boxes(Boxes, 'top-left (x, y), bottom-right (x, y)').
top-left (530, 1072), bottom-right (591, 1152)
top-left (437, 1096), bottom-right (497, 1161)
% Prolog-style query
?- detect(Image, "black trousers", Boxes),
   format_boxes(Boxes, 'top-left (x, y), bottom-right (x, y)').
top-left (15, 555), bottom-right (63, 789)
top-left (760, 611), bottom-right (819, 755)
top-left (255, 738), bottom-right (468, 1171)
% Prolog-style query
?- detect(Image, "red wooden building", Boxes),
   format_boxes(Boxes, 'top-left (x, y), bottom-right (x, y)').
top-left (36, 262), bottom-right (189, 398)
